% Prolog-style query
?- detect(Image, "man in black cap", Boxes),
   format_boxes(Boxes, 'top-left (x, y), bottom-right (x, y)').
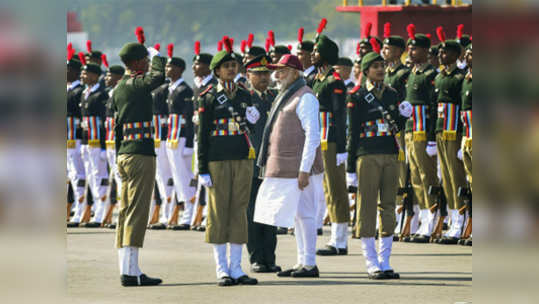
top-left (244, 54), bottom-right (281, 273)
top-left (164, 56), bottom-right (196, 230)
top-left (311, 35), bottom-right (350, 256)
top-left (296, 31), bottom-right (316, 88)
top-left (67, 55), bottom-right (86, 226)
top-left (102, 65), bottom-right (126, 228)
top-left (270, 45), bottom-right (291, 64)
top-left (114, 38), bottom-right (166, 286)
top-left (334, 57), bottom-right (355, 92)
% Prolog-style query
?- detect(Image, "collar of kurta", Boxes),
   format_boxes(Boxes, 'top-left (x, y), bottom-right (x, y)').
top-left (168, 77), bottom-right (184, 91)
top-left (303, 65), bottom-right (315, 76)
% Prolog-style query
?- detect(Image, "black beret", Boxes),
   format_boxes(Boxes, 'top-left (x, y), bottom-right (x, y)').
top-left (297, 40), bottom-right (314, 52)
top-left (439, 40), bottom-right (462, 54)
top-left (383, 36), bottom-right (406, 50)
top-left (167, 57), bottom-right (186, 69)
top-left (193, 53), bottom-right (213, 65)
top-left (336, 57), bottom-right (353, 67)
top-left (108, 65), bottom-right (125, 75)
top-left (67, 58), bottom-right (82, 70)
top-left (247, 46), bottom-right (266, 57)
top-left (407, 34), bottom-right (431, 49)
top-left (83, 63), bottom-right (102, 75)
top-left (272, 45), bottom-right (291, 55)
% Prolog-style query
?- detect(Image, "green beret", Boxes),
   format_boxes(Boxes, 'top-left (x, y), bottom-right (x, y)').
top-left (465, 44), bottom-right (472, 52)
top-left (297, 40), bottom-right (314, 52)
top-left (108, 65), bottom-right (125, 75)
top-left (361, 52), bottom-right (383, 72)
top-left (87, 50), bottom-right (102, 60)
top-left (439, 40), bottom-right (462, 54)
top-left (457, 34), bottom-right (471, 48)
top-left (407, 34), bottom-right (430, 49)
top-left (272, 45), bottom-right (291, 55)
top-left (119, 42), bottom-right (148, 64)
top-left (315, 35), bottom-right (339, 65)
top-left (336, 57), bottom-right (353, 67)
top-left (247, 46), bottom-right (266, 57)
top-left (83, 63), bottom-right (102, 75)
top-left (429, 44), bottom-right (439, 56)
top-left (67, 58), bottom-right (82, 70)
top-left (193, 53), bottom-right (213, 65)
top-left (167, 57), bottom-right (186, 69)
top-left (383, 36), bottom-right (406, 50)
top-left (210, 50), bottom-right (238, 70)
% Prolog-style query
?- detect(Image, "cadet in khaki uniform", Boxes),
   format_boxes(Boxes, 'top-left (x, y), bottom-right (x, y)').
top-left (381, 22), bottom-right (416, 236)
top-left (346, 52), bottom-right (411, 280)
top-left (311, 34), bottom-right (349, 256)
top-left (433, 27), bottom-right (467, 244)
top-left (402, 24), bottom-right (439, 243)
top-left (197, 37), bottom-right (260, 287)
top-left (113, 28), bottom-right (166, 286)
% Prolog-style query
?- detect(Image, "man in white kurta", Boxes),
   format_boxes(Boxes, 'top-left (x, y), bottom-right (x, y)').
top-left (254, 54), bottom-right (324, 278)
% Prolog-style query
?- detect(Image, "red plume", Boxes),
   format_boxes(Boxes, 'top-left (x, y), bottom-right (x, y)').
top-left (436, 26), bottom-right (446, 43)
top-left (287, 45), bottom-right (292, 51)
top-left (426, 33), bottom-right (432, 40)
top-left (317, 18), bottom-right (327, 35)
top-left (194, 41), bottom-right (201, 55)
top-left (406, 24), bottom-right (416, 40)
top-left (101, 54), bottom-right (109, 68)
top-left (135, 26), bottom-right (145, 44)
top-left (363, 22), bottom-right (372, 39)
top-left (265, 38), bottom-right (270, 53)
top-left (356, 42), bottom-right (360, 55)
top-left (298, 27), bottom-right (304, 43)
top-left (457, 24), bottom-right (464, 39)
top-left (230, 38), bottom-right (234, 50)
top-left (223, 36), bottom-right (233, 53)
top-left (167, 43), bottom-right (174, 58)
top-left (370, 37), bottom-right (381, 54)
top-left (67, 48), bottom-right (75, 61)
top-left (470, 35), bottom-right (472, 41)
top-left (67, 42), bottom-right (73, 51)
top-left (247, 33), bottom-right (254, 48)
top-left (86, 40), bottom-right (92, 53)
top-left (217, 41), bottom-right (223, 51)
top-left (154, 43), bottom-right (161, 52)
top-left (268, 30), bottom-right (275, 47)
top-left (384, 22), bottom-right (391, 39)
top-left (241, 40), bottom-right (247, 54)
top-left (78, 52), bottom-right (87, 66)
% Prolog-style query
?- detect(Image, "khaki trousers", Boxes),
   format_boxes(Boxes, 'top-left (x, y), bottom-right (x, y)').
top-left (436, 132), bottom-right (467, 210)
top-left (405, 132), bottom-right (437, 210)
top-left (322, 142), bottom-right (350, 224)
top-left (206, 159), bottom-right (253, 244)
top-left (116, 154), bottom-right (156, 248)
top-left (355, 154), bottom-right (398, 238)
top-left (462, 137), bottom-right (472, 191)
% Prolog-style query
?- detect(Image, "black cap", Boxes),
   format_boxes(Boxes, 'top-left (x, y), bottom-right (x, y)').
top-left (336, 57), bottom-right (353, 67)
top-left (245, 54), bottom-right (271, 72)
top-left (108, 65), bottom-right (125, 75)
top-left (247, 46), bottom-right (266, 57)
top-left (83, 63), bottom-right (102, 75)
top-left (167, 57), bottom-right (186, 69)
top-left (272, 45), bottom-right (291, 55)
top-left (193, 53), bottom-right (213, 65)
top-left (297, 40), bottom-right (314, 52)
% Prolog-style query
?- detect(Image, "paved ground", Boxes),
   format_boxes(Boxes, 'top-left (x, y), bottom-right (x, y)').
top-left (67, 227), bottom-right (471, 304)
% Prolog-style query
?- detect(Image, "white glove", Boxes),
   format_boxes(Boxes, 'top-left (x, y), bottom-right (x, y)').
top-left (336, 153), bottom-right (348, 166)
top-left (100, 150), bottom-right (107, 160)
top-left (147, 47), bottom-right (160, 60)
top-left (457, 149), bottom-right (463, 160)
top-left (245, 106), bottom-right (260, 124)
top-left (199, 174), bottom-right (213, 187)
top-left (183, 147), bottom-right (194, 156)
top-left (346, 173), bottom-right (358, 188)
top-left (399, 101), bottom-right (413, 118)
top-left (425, 141), bottom-right (437, 157)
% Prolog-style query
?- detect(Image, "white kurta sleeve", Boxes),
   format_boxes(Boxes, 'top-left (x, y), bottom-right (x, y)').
top-left (296, 92), bottom-right (321, 173)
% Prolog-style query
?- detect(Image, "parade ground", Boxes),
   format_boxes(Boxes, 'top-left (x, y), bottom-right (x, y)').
top-left (67, 227), bottom-right (472, 304)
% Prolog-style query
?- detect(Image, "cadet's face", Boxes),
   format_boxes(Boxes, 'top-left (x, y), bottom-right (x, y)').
top-left (270, 52), bottom-right (282, 64)
top-left (438, 48), bottom-right (457, 66)
top-left (382, 44), bottom-right (402, 61)
top-left (80, 70), bottom-right (87, 84)
top-left (216, 60), bottom-right (238, 81)
top-left (192, 61), bottom-right (210, 77)
top-left (85, 71), bottom-right (99, 85)
top-left (296, 49), bottom-right (312, 69)
top-left (311, 46), bottom-right (321, 66)
top-left (166, 63), bottom-right (181, 79)
top-left (130, 57), bottom-right (150, 73)
top-left (247, 71), bottom-right (271, 92)
top-left (353, 63), bottom-right (361, 80)
top-left (334, 65), bottom-right (351, 80)
top-left (409, 45), bottom-right (428, 64)
top-left (465, 50), bottom-right (472, 68)
top-left (366, 61), bottom-right (385, 82)
top-left (359, 44), bottom-right (372, 58)
top-left (105, 72), bottom-right (122, 87)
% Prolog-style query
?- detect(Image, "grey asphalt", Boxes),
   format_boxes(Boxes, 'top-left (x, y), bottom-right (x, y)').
top-left (67, 227), bottom-right (471, 304)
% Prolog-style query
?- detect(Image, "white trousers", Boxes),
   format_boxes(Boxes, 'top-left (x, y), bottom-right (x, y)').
top-left (166, 137), bottom-right (196, 225)
top-left (80, 144), bottom-right (109, 223)
top-left (155, 143), bottom-right (173, 202)
top-left (106, 147), bottom-right (122, 199)
top-left (67, 141), bottom-right (86, 222)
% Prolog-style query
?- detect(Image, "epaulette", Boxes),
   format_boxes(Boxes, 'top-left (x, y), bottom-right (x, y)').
top-left (199, 84), bottom-right (213, 96)
top-left (348, 84), bottom-right (361, 94)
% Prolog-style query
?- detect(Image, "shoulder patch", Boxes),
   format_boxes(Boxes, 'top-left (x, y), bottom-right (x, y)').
top-left (199, 84), bottom-right (213, 96)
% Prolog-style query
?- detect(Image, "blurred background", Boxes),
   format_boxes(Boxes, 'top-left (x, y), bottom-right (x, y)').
top-left (4, 0), bottom-right (539, 303)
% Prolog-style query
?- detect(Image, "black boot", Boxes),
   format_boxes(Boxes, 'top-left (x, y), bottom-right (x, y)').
top-left (121, 274), bottom-right (162, 287)
top-left (291, 266), bottom-right (320, 278)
